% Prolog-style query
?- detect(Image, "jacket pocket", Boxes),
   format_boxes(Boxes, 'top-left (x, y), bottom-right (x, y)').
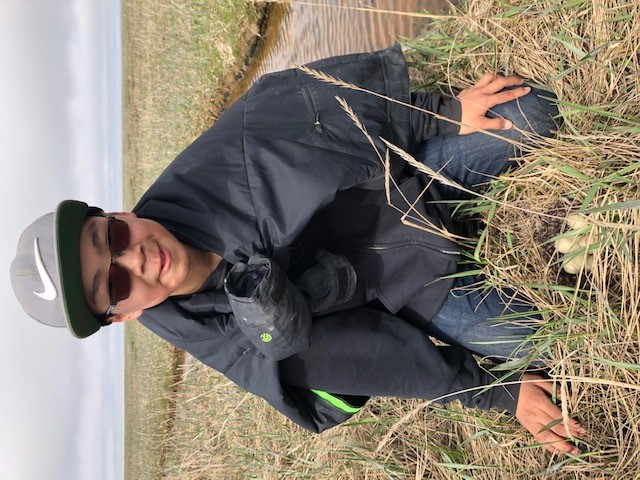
top-left (301, 85), bottom-right (323, 133)
top-left (288, 386), bottom-right (368, 433)
top-left (339, 241), bottom-right (458, 316)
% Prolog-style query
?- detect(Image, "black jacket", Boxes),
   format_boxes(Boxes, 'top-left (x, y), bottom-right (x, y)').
top-left (135, 46), bottom-right (520, 433)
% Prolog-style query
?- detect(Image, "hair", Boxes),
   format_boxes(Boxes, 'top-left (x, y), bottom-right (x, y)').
top-left (96, 317), bottom-right (113, 327)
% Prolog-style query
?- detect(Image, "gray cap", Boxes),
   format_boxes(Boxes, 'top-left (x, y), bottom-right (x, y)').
top-left (10, 200), bottom-right (101, 339)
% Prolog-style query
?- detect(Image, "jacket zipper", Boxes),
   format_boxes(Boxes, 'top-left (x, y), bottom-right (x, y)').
top-left (333, 241), bottom-right (460, 260)
top-left (301, 85), bottom-right (323, 133)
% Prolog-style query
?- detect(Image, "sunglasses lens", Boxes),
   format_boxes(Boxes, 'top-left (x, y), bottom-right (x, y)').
top-left (107, 218), bottom-right (130, 254)
top-left (109, 264), bottom-right (131, 303)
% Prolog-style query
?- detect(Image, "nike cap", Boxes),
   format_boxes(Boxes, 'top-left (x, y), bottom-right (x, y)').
top-left (10, 200), bottom-right (101, 339)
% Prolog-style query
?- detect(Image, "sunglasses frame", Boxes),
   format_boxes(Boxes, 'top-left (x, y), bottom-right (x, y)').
top-left (86, 209), bottom-right (131, 321)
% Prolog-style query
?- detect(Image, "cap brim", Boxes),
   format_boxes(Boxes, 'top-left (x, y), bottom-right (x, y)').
top-left (55, 200), bottom-right (101, 339)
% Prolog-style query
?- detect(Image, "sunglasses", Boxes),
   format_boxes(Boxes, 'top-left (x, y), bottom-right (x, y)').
top-left (92, 214), bottom-right (131, 320)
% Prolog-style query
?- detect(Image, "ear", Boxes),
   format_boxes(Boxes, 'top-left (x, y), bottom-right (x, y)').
top-left (111, 310), bottom-right (143, 323)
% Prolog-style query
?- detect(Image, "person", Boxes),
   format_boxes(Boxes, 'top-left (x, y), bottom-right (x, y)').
top-left (10, 45), bottom-right (585, 456)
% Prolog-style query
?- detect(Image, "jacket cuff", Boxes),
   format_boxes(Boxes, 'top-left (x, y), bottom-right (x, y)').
top-left (437, 98), bottom-right (461, 136)
top-left (486, 370), bottom-right (522, 415)
top-left (225, 254), bottom-right (312, 360)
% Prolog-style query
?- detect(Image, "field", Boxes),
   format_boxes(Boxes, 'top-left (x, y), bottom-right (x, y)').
top-left (124, 1), bottom-right (640, 479)
top-left (121, 1), bottom-right (262, 479)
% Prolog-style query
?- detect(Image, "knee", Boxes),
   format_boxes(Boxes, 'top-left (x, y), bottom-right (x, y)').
top-left (490, 86), bottom-right (562, 140)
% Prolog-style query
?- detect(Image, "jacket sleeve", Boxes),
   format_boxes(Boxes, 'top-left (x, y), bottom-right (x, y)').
top-left (224, 251), bottom-right (359, 360)
top-left (138, 300), bottom-right (367, 433)
top-left (279, 306), bottom-right (522, 415)
top-left (408, 91), bottom-right (461, 150)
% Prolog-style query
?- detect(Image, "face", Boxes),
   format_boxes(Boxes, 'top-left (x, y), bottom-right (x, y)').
top-left (79, 212), bottom-right (195, 321)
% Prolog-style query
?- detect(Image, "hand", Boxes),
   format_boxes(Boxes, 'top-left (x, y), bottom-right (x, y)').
top-left (516, 373), bottom-right (586, 456)
top-left (295, 249), bottom-right (357, 314)
top-left (457, 73), bottom-right (531, 134)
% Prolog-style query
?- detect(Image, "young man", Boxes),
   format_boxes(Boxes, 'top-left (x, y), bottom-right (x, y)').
top-left (11, 46), bottom-right (585, 455)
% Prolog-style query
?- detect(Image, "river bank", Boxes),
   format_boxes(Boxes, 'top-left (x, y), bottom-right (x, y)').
top-left (121, 0), bottom-right (266, 209)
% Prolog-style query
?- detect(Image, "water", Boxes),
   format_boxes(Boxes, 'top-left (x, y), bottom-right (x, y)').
top-left (235, 0), bottom-right (446, 94)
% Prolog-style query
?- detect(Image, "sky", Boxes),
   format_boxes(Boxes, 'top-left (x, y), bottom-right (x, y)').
top-left (0, 1), bottom-right (124, 479)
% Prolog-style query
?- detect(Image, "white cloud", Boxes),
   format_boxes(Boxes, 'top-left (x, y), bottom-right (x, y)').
top-left (0, 1), bottom-right (123, 479)
top-left (68, 0), bottom-right (109, 205)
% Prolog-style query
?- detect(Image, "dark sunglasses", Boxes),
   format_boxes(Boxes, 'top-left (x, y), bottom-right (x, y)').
top-left (88, 210), bottom-right (131, 320)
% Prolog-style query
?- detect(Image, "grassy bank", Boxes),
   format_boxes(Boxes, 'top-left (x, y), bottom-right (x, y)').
top-left (121, 0), bottom-right (263, 207)
top-left (125, 1), bottom-right (639, 479)
top-left (121, 1), bottom-right (262, 479)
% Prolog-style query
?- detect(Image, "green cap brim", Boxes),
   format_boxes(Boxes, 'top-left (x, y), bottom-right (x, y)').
top-left (55, 200), bottom-right (101, 339)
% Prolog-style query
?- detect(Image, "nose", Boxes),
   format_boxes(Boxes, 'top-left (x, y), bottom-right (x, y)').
top-left (112, 243), bottom-right (144, 277)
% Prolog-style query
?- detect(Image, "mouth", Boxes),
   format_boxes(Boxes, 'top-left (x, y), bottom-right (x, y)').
top-left (159, 245), bottom-right (170, 278)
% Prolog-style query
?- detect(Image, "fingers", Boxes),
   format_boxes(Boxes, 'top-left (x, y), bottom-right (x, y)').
top-left (474, 72), bottom-right (498, 88)
top-left (531, 379), bottom-right (587, 440)
top-left (458, 73), bottom-right (531, 134)
top-left (537, 428), bottom-right (582, 456)
top-left (488, 86), bottom-right (531, 107)
top-left (481, 74), bottom-right (525, 94)
top-left (516, 375), bottom-right (587, 457)
top-left (529, 408), bottom-right (583, 456)
top-left (537, 413), bottom-right (584, 456)
top-left (475, 117), bottom-right (513, 131)
top-left (470, 72), bottom-right (525, 92)
top-left (539, 406), bottom-right (584, 440)
top-left (462, 84), bottom-right (530, 131)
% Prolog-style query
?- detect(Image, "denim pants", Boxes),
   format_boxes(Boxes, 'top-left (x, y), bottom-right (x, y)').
top-left (404, 87), bottom-right (560, 360)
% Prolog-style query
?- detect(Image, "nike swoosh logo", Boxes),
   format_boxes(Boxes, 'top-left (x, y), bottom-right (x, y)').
top-left (33, 238), bottom-right (58, 301)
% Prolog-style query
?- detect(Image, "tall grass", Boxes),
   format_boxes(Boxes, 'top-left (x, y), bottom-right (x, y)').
top-left (130, 1), bottom-right (640, 478)
top-left (403, 1), bottom-right (640, 477)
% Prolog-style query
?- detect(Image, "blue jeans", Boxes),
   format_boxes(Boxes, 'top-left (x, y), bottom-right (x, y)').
top-left (407, 87), bottom-right (560, 360)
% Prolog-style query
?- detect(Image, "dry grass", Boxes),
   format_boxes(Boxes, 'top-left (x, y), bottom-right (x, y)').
top-left (126, 1), bottom-right (640, 479)
top-left (402, 0), bottom-right (640, 477)
top-left (124, 321), bottom-right (180, 480)
top-left (121, 0), bottom-right (262, 207)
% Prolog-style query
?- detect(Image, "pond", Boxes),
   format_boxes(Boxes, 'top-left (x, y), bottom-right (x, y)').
top-left (237, 0), bottom-right (446, 92)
